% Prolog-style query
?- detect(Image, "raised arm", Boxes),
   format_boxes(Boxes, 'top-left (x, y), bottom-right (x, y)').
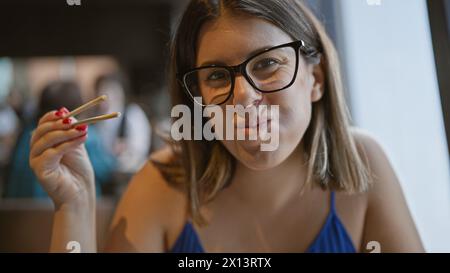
top-left (29, 109), bottom-right (97, 252)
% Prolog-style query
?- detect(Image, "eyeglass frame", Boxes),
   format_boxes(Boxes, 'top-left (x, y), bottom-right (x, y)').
top-left (177, 39), bottom-right (321, 106)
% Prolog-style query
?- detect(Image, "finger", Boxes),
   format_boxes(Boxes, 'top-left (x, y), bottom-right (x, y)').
top-left (31, 134), bottom-right (88, 169)
top-left (37, 107), bottom-right (69, 126)
top-left (31, 127), bottom-right (88, 158)
top-left (31, 117), bottom-right (77, 147)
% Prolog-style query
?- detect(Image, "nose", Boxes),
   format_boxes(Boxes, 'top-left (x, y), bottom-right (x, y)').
top-left (232, 75), bottom-right (263, 107)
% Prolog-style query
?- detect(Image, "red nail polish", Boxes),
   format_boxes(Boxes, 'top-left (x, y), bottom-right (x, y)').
top-left (59, 107), bottom-right (69, 114)
top-left (55, 107), bottom-right (69, 117)
top-left (75, 125), bottom-right (88, 131)
top-left (62, 118), bottom-right (72, 124)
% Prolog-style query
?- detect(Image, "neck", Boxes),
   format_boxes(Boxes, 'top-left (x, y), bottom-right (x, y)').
top-left (228, 145), bottom-right (308, 212)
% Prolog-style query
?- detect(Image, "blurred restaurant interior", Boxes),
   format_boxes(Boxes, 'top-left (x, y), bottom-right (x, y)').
top-left (0, 0), bottom-right (190, 252)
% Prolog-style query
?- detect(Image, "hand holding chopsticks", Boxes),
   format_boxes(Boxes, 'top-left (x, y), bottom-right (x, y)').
top-left (66, 95), bottom-right (121, 126)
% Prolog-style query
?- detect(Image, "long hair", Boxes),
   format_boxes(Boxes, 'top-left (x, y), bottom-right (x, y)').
top-left (157, 0), bottom-right (371, 225)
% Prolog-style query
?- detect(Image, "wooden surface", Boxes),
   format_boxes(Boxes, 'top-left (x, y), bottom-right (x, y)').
top-left (0, 198), bottom-right (117, 253)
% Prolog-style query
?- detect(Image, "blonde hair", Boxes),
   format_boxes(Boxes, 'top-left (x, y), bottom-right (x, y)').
top-left (156, 0), bottom-right (371, 225)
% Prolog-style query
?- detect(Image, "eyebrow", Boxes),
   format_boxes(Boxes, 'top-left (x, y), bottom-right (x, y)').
top-left (199, 44), bottom-right (275, 67)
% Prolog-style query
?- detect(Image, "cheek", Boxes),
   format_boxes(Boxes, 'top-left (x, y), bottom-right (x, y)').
top-left (271, 75), bottom-right (314, 137)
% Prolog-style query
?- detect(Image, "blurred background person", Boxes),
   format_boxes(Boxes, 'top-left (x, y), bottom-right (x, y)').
top-left (94, 72), bottom-right (151, 174)
top-left (4, 80), bottom-right (116, 198)
top-left (0, 58), bottom-right (20, 196)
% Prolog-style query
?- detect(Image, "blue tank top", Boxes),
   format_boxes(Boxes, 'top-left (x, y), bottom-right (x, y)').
top-left (169, 192), bottom-right (356, 253)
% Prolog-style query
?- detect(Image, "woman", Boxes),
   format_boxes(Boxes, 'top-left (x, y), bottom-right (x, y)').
top-left (29, 0), bottom-right (424, 252)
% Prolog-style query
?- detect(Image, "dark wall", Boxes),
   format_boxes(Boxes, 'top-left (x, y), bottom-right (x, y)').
top-left (0, 0), bottom-right (173, 96)
top-left (428, 0), bottom-right (450, 156)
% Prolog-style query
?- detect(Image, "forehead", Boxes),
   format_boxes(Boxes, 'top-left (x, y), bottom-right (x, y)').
top-left (196, 14), bottom-right (293, 66)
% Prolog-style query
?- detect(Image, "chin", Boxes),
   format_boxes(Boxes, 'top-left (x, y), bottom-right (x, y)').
top-left (231, 141), bottom-right (291, 171)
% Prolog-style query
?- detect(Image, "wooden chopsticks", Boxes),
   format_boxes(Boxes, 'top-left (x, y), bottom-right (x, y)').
top-left (66, 95), bottom-right (121, 126)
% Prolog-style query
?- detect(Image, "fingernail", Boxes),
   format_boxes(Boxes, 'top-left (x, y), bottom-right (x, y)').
top-left (75, 125), bottom-right (88, 131)
top-left (62, 118), bottom-right (72, 124)
top-left (59, 107), bottom-right (69, 114)
top-left (55, 107), bottom-right (69, 117)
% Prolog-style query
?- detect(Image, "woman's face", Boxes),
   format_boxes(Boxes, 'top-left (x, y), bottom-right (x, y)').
top-left (196, 14), bottom-right (324, 170)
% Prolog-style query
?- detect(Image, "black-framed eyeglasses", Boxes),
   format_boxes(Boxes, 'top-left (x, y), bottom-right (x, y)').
top-left (178, 40), bottom-right (320, 106)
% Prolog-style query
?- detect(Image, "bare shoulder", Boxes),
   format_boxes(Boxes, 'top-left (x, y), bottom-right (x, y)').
top-left (334, 128), bottom-right (385, 203)
top-left (340, 128), bottom-right (404, 209)
top-left (104, 146), bottom-right (188, 252)
top-left (351, 128), bottom-right (389, 168)
top-left (350, 128), bottom-right (400, 197)
top-left (348, 128), bottom-right (424, 252)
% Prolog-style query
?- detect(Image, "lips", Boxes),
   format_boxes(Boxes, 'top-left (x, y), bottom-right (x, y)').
top-left (243, 119), bottom-right (271, 130)
top-left (235, 117), bottom-right (259, 129)
top-left (234, 105), bottom-right (270, 129)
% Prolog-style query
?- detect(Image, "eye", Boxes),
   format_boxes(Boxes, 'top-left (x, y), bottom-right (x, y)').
top-left (207, 70), bottom-right (228, 81)
top-left (253, 58), bottom-right (280, 71)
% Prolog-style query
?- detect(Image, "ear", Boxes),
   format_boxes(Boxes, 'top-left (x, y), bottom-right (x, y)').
top-left (310, 60), bottom-right (325, 102)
